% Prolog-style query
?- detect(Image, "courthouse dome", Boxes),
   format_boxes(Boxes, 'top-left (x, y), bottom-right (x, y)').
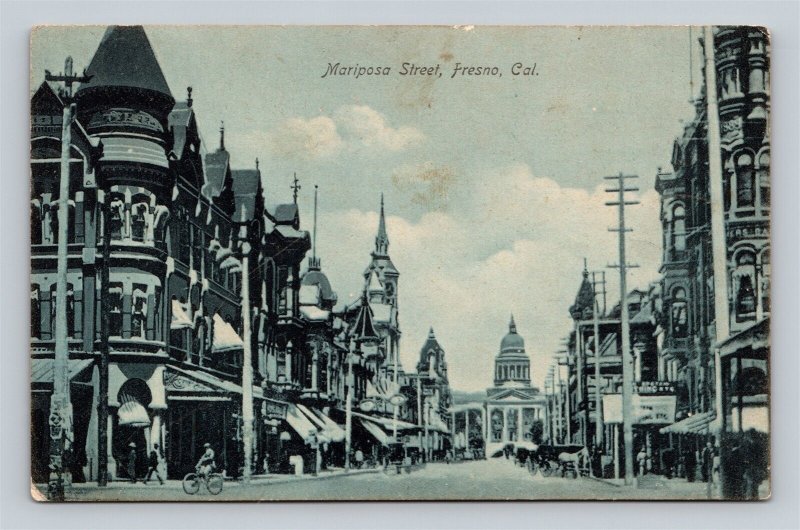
top-left (498, 315), bottom-right (527, 357)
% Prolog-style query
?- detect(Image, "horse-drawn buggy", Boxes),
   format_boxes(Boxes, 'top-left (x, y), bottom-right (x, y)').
top-left (529, 445), bottom-right (589, 479)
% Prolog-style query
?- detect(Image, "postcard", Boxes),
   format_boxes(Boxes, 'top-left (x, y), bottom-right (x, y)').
top-left (30, 25), bottom-right (770, 501)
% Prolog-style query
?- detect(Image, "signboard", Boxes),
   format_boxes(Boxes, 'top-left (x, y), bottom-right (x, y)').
top-left (602, 394), bottom-right (677, 425)
top-left (88, 108), bottom-right (164, 132)
top-left (634, 381), bottom-right (676, 395)
top-left (422, 388), bottom-right (434, 397)
top-left (388, 394), bottom-right (408, 406)
top-left (262, 399), bottom-right (288, 421)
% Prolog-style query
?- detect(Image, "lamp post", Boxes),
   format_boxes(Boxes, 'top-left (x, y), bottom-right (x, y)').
top-left (344, 343), bottom-right (356, 472)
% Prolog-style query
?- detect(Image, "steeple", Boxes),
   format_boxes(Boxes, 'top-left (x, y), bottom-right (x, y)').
top-left (509, 314), bottom-right (517, 334)
top-left (570, 259), bottom-right (596, 320)
top-left (219, 121), bottom-right (225, 151)
top-left (309, 184), bottom-right (321, 271)
top-left (375, 193), bottom-right (389, 256)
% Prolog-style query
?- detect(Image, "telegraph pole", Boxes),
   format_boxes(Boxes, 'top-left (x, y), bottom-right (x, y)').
top-left (45, 57), bottom-right (92, 500)
top-left (605, 172), bottom-right (640, 486)
top-left (97, 188), bottom-right (111, 486)
top-left (240, 208), bottom-right (254, 483)
top-left (344, 346), bottom-right (354, 472)
top-left (592, 271), bottom-right (606, 448)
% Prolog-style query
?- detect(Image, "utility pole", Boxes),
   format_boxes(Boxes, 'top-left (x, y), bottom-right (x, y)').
top-left (703, 25), bottom-right (730, 499)
top-left (240, 207), bottom-right (254, 483)
top-left (605, 172), bottom-right (640, 486)
top-left (592, 271), bottom-right (606, 448)
top-left (45, 57), bottom-right (92, 501)
top-left (97, 188), bottom-right (111, 486)
top-left (344, 346), bottom-right (354, 472)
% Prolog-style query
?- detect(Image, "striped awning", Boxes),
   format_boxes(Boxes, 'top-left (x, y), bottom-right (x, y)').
top-left (660, 411), bottom-right (715, 435)
top-left (118, 392), bottom-right (151, 427)
top-left (285, 404), bottom-right (321, 443)
top-left (309, 408), bottom-right (346, 443)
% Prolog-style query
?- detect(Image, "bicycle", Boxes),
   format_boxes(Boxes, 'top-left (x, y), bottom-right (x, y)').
top-left (182, 466), bottom-right (224, 495)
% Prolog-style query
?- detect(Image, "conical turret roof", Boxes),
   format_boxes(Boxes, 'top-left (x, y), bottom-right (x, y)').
top-left (77, 26), bottom-right (173, 100)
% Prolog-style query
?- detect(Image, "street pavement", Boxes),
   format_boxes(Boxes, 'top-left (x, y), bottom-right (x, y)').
top-left (50, 458), bottom-right (721, 502)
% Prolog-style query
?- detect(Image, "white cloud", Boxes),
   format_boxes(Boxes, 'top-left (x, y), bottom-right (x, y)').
top-left (312, 163), bottom-right (663, 393)
top-left (334, 105), bottom-right (425, 152)
top-left (253, 105), bottom-right (424, 161)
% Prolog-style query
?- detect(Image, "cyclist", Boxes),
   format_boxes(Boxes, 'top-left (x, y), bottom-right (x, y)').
top-left (196, 443), bottom-right (216, 478)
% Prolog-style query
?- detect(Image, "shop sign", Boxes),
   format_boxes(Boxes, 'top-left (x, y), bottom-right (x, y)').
top-left (635, 381), bottom-right (676, 395)
top-left (602, 394), bottom-right (677, 425)
top-left (262, 399), bottom-right (288, 421)
top-left (88, 108), bottom-right (164, 132)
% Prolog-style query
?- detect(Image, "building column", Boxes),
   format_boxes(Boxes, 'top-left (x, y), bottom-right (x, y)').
top-left (311, 347), bottom-right (319, 392)
top-left (106, 410), bottom-right (116, 481)
top-left (465, 409), bottom-right (470, 450)
top-left (502, 407), bottom-right (508, 443)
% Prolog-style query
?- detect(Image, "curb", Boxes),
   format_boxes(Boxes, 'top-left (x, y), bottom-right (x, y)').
top-left (585, 475), bottom-right (624, 488)
top-left (246, 468), bottom-right (379, 486)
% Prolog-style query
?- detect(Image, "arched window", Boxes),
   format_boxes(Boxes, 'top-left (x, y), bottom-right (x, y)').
top-left (735, 251), bottom-right (757, 320)
top-left (31, 285), bottom-right (41, 338)
top-left (758, 151), bottom-right (770, 208)
top-left (736, 153), bottom-right (755, 208)
top-left (49, 202), bottom-right (76, 244)
top-left (130, 201), bottom-right (149, 242)
top-left (671, 205), bottom-right (686, 253)
top-left (671, 287), bottom-right (688, 338)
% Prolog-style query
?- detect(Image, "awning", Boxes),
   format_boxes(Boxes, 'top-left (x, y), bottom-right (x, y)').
top-left (660, 411), bottom-right (716, 435)
top-left (31, 358), bottom-right (93, 384)
top-left (166, 365), bottom-right (242, 395)
top-left (212, 314), bottom-right (243, 353)
top-left (359, 418), bottom-right (390, 446)
top-left (118, 393), bottom-right (151, 427)
top-left (296, 404), bottom-right (330, 443)
top-left (351, 411), bottom-right (417, 431)
top-left (718, 317), bottom-right (770, 358)
top-left (308, 407), bottom-right (346, 443)
top-left (285, 404), bottom-right (321, 442)
top-left (170, 300), bottom-right (193, 330)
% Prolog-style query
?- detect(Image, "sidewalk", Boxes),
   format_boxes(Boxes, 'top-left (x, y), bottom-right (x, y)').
top-left (62, 466), bottom-right (379, 491)
top-left (586, 473), bottom-right (723, 499)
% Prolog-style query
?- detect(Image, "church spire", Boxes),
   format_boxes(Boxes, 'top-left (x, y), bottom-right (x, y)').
top-left (375, 193), bottom-right (389, 256)
top-left (219, 121), bottom-right (225, 151)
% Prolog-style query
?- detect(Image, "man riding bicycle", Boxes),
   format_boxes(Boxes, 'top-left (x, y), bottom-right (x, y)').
top-left (196, 443), bottom-right (216, 478)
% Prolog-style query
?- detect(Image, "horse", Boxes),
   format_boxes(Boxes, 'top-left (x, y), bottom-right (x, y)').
top-left (557, 447), bottom-right (589, 478)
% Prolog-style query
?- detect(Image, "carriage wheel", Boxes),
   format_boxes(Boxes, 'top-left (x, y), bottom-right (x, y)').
top-left (541, 463), bottom-right (554, 477)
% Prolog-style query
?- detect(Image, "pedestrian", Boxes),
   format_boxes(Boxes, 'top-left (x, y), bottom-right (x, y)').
top-left (143, 443), bottom-right (164, 485)
top-left (662, 447), bottom-right (675, 479)
top-left (355, 449), bottom-right (364, 469)
top-left (684, 447), bottom-right (697, 483)
top-left (262, 454), bottom-right (270, 474)
top-left (127, 442), bottom-right (137, 483)
top-left (701, 442), bottom-right (714, 483)
top-left (637, 448), bottom-right (647, 477)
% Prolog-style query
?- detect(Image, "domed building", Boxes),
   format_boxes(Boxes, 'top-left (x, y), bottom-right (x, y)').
top-left (483, 316), bottom-right (547, 457)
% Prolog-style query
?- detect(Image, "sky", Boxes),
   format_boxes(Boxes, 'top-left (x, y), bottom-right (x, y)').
top-left (31, 25), bottom-right (704, 392)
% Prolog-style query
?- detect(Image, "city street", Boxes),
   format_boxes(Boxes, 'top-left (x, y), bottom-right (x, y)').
top-left (53, 459), bottom-right (718, 502)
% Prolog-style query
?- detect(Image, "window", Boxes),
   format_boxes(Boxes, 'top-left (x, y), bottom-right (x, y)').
top-left (761, 250), bottom-right (770, 313)
top-left (131, 284), bottom-right (147, 338)
top-left (31, 285), bottom-right (41, 338)
top-left (49, 203), bottom-right (76, 245)
top-left (672, 205), bottom-right (686, 253)
top-left (49, 283), bottom-right (75, 338)
top-left (758, 152), bottom-right (770, 208)
top-left (108, 283), bottom-right (123, 336)
top-left (109, 197), bottom-right (125, 240)
top-left (735, 252), bottom-right (757, 321)
top-left (191, 224), bottom-right (203, 270)
top-left (31, 204), bottom-right (42, 245)
top-left (736, 153), bottom-right (755, 208)
top-left (131, 202), bottom-right (148, 242)
top-left (671, 288), bottom-right (688, 338)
